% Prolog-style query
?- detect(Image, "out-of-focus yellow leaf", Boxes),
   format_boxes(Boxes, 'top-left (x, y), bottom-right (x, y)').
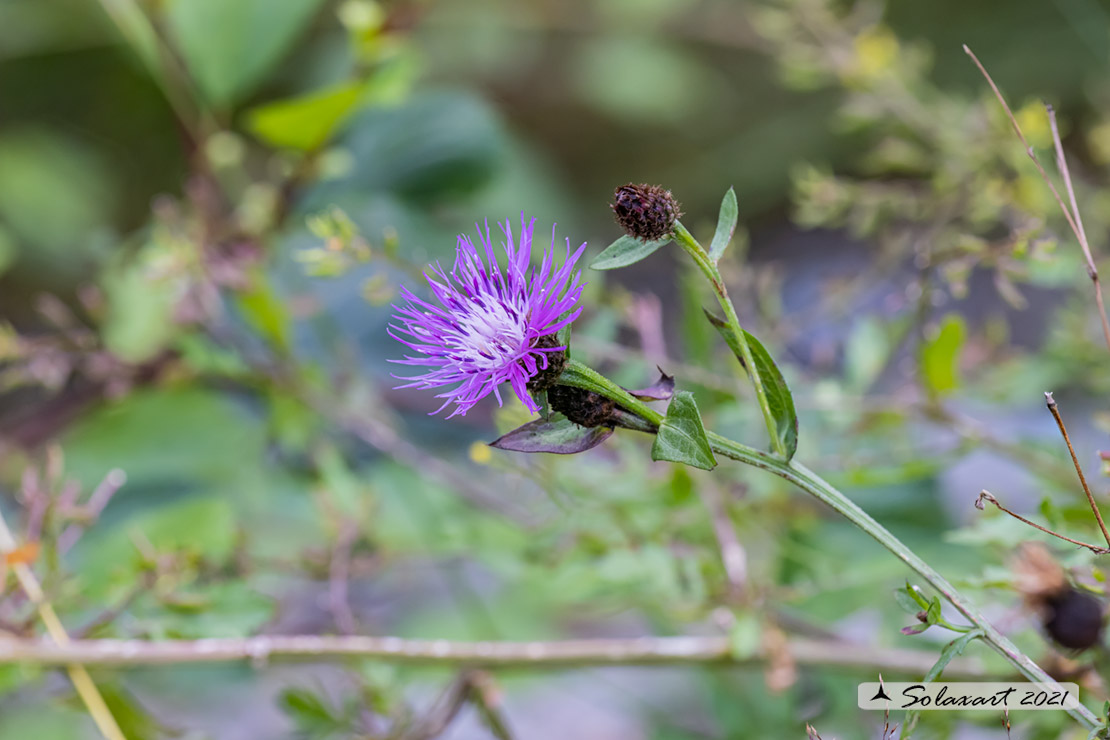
top-left (246, 81), bottom-right (366, 151)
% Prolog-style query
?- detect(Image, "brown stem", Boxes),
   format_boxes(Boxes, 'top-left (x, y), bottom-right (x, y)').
top-left (1044, 392), bottom-right (1110, 548)
top-left (964, 45), bottom-right (1110, 353)
top-left (1045, 105), bottom-right (1110, 351)
top-left (404, 672), bottom-right (476, 740)
top-left (975, 490), bottom-right (1109, 554)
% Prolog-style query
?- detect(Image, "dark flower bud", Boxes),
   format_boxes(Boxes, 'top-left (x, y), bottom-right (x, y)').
top-left (611, 184), bottom-right (681, 241)
top-left (525, 333), bottom-right (568, 393)
top-left (547, 385), bottom-right (617, 428)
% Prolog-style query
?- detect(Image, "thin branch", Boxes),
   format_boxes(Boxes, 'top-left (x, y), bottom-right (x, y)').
top-left (467, 671), bottom-right (514, 740)
top-left (975, 490), bottom-right (1109, 554)
top-left (72, 573), bottom-right (153, 639)
top-left (58, 468), bottom-right (127, 556)
top-left (1044, 392), bottom-right (1110, 548)
top-left (0, 634), bottom-right (997, 678)
top-left (403, 671), bottom-right (475, 740)
top-left (964, 45), bottom-right (1110, 352)
top-left (0, 510), bottom-right (126, 740)
top-left (1046, 104), bottom-right (1110, 350)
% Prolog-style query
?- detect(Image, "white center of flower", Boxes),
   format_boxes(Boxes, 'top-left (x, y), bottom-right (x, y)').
top-left (450, 297), bottom-right (528, 370)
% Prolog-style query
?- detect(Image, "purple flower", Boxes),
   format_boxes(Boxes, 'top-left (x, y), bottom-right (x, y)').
top-left (389, 216), bottom-right (586, 418)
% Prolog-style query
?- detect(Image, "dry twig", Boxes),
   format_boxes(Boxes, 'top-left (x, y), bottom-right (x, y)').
top-left (975, 490), bottom-right (1109, 554)
top-left (1044, 392), bottom-right (1110, 549)
top-left (964, 45), bottom-right (1110, 352)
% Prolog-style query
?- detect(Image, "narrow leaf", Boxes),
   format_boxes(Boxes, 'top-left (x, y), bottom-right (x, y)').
top-left (651, 391), bottom-right (717, 470)
top-left (708, 187), bottom-right (738, 262)
top-left (490, 415), bottom-right (612, 454)
top-left (904, 582), bottom-right (931, 609)
top-left (894, 587), bottom-right (923, 616)
top-left (625, 368), bottom-right (675, 401)
top-left (591, 235), bottom-right (672, 270)
top-left (704, 310), bottom-right (799, 460)
top-left (922, 629), bottom-right (983, 682)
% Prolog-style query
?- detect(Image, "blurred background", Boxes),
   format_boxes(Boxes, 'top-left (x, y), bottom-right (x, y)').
top-left (3, 0), bottom-right (1110, 738)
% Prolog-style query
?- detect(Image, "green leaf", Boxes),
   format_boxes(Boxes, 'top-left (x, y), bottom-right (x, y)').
top-left (238, 276), bottom-right (292, 352)
top-left (708, 186), bottom-right (738, 262)
top-left (920, 313), bottom-right (966, 396)
top-left (166, 0), bottom-right (326, 108)
top-left (904, 582), bottom-right (931, 609)
top-left (98, 682), bottom-right (177, 740)
top-left (894, 587), bottom-right (923, 615)
top-left (0, 225), bottom-right (15, 278)
top-left (728, 612), bottom-right (762, 659)
top-left (0, 130), bottom-right (114, 264)
top-left (704, 310), bottom-right (798, 460)
top-left (590, 234), bottom-right (672, 270)
top-left (490, 415), bottom-right (613, 454)
top-left (923, 629), bottom-right (983, 682)
top-left (246, 81), bottom-right (366, 151)
top-left (925, 596), bottom-right (942, 625)
top-left (651, 391), bottom-right (717, 470)
top-left (100, 245), bottom-right (180, 363)
top-left (145, 582), bottom-right (275, 639)
top-left (280, 687), bottom-right (352, 737)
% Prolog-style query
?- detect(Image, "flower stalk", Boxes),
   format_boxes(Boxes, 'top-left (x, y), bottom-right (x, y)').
top-left (671, 221), bottom-right (788, 458)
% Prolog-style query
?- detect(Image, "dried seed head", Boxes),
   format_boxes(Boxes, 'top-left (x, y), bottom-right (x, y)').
top-left (611, 184), bottom-right (681, 241)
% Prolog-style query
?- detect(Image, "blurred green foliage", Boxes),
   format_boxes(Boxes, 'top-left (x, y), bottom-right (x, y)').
top-left (2, 0), bottom-right (1110, 739)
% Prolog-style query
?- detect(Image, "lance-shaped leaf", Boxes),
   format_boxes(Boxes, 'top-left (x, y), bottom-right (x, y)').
top-left (651, 391), bottom-right (716, 470)
top-left (590, 235), bottom-right (672, 271)
top-left (625, 368), bottom-right (675, 401)
top-left (923, 630), bottom-right (983, 682)
top-left (708, 187), bottom-right (738, 263)
top-left (704, 309), bottom-right (798, 460)
top-left (490, 415), bottom-right (613, 454)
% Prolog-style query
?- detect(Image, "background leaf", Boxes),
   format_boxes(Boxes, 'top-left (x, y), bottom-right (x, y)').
top-left (246, 81), bottom-right (368, 152)
top-left (920, 313), bottom-right (966, 396)
top-left (167, 0), bottom-right (326, 108)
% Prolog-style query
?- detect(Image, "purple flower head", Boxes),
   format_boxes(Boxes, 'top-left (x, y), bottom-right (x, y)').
top-left (389, 216), bottom-right (587, 418)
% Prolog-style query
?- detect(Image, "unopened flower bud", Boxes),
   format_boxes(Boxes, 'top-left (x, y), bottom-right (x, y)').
top-left (611, 184), bottom-right (681, 241)
top-left (548, 385), bottom-right (617, 428)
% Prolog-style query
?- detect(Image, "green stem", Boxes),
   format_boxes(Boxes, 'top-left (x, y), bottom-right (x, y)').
top-left (672, 222), bottom-right (787, 458)
top-left (558, 359), bottom-right (1102, 732)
